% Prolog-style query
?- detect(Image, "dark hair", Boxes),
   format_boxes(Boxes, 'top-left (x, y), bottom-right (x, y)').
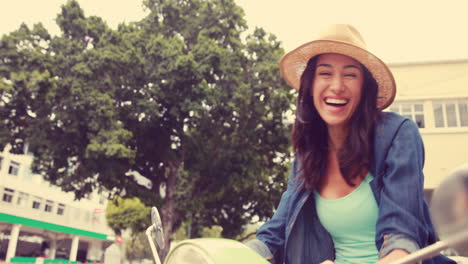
top-left (292, 55), bottom-right (380, 191)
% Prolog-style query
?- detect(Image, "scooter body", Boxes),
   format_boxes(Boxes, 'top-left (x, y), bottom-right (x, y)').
top-left (164, 238), bottom-right (270, 264)
top-left (146, 164), bottom-right (468, 264)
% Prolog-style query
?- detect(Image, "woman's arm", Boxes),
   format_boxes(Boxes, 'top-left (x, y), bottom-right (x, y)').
top-left (376, 119), bottom-right (426, 256)
top-left (376, 249), bottom-right (410, 264)
top-left (320, 249), bottom-right (410, 264)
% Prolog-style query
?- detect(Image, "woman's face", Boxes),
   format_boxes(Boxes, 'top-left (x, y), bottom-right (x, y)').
top-left (311, 53), bottom-right (364, 130)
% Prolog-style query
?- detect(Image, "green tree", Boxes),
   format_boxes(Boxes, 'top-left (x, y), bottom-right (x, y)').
top-left (0, 0), bottom-right (293, 259)
top-left (125, 232), bottom-right (153, 264)
top-left (106, 197), bottom-right (151, 235)
top-left (106, 197), bottom-right (152, 263)
top-left (201, 225), bottom-right (223, 238)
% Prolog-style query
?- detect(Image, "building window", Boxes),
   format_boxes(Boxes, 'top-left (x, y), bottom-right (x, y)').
top-left (434, 100), bottom-right (468, 128)
top-left (8, 161), bottom-right (20, 176)
top-left (45, 200), bottom-right (53, 212)
top-left (390, 102), bottom-right (425, 128)
top-left (57, 203), bottom-right (65, 215)
top-left (2, 188), bottom-right (14, 203)
top-left (17, 192), bottom-right (29, 207)
top-left (32, 196), bottom-right (42, 209)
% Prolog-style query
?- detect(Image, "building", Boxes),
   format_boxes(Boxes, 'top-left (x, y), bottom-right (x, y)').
top-left (388, 59), bottom-right (468, 191)
top-left (0, 145), bottom-right (117, 263)
top-left (389, 59), bottom-right (468, 257)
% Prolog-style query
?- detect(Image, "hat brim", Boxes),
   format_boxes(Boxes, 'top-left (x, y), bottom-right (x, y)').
top-left (280, 39), bottom-right (396, 110)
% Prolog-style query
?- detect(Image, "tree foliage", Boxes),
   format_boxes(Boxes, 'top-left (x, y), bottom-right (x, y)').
top-left (106, 197), bottom-right (152, 263)
top-left (106, 197), bottom-right (151, 235)
top-left (0, 0), bottom-right (294, 257)
top-left (125, 232), bottom-right (153, 263)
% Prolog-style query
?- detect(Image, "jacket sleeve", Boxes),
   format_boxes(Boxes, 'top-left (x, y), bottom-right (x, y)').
top-left (246, 159), bottom-right (299, 259)
top-left (376, 119), bottom-right (427, 256)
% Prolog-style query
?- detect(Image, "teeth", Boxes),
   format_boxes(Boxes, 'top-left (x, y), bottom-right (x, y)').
top-left (325, 98), bottom-right (348, 105)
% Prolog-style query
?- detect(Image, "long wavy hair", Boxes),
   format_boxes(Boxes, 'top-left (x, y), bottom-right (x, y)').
top-left (292, 55), bottom-right (381, 191)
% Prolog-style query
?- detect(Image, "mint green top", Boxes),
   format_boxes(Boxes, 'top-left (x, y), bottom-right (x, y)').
top-left (314, 173), bottom-right (379, 264)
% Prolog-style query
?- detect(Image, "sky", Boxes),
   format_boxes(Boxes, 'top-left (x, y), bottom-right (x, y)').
top-left (1, 0), bottom-right (468, 64)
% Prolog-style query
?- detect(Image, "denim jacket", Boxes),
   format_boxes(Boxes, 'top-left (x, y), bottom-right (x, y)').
top-left (246, 112), bottom-right (455, 264)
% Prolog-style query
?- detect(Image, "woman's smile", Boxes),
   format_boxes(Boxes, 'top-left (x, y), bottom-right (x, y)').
top-left (323, 96), bottom-right (350, 113)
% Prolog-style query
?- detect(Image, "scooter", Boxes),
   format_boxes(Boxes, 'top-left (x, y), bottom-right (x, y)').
top-left (391, 164), bottom-right (468, 264)
top-left (146, 165), bottom-right (468, 264)
top-left (145, 207), bottom-right (269, 264)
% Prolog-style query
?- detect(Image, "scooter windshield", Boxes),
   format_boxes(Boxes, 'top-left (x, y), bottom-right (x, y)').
top-left (165, 244), bottom-right (213, 264)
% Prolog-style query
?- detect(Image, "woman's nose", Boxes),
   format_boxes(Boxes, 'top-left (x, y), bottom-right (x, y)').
top-left (330, 76), bottom-right (345, 93)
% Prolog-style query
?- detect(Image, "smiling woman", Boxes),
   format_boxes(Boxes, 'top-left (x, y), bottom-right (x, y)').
top-left (312, 54), bottom-right (364, 132)
top-left (246, 24), bottom-right (456, 264)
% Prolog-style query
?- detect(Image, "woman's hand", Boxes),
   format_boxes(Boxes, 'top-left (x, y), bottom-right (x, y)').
top-left (320, 249), bottom-right (411, 264)
top-left (375, 249), bottom-right (411, 264)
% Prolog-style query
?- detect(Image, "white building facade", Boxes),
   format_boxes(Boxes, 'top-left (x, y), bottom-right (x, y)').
top-left (388, 59), bottom-right (468, 190)
top-left (0, 145), bottom-right (117, 263)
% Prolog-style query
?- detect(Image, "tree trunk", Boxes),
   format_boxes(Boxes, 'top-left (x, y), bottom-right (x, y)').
top-left (159, 160), bottom-right (180, 261)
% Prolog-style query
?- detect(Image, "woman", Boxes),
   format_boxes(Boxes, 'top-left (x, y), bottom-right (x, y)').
top-left (246, 24), bottom-right (455, 264)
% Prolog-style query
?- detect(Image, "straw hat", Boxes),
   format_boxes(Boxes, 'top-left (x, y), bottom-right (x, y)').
top-left (279, 24), bottom-right (396, 110)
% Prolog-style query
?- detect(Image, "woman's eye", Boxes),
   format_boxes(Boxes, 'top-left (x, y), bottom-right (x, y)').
top-left (318, 72), bottom-right (331, 76)
top-left (344, 73), bottom-right (357, 77)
